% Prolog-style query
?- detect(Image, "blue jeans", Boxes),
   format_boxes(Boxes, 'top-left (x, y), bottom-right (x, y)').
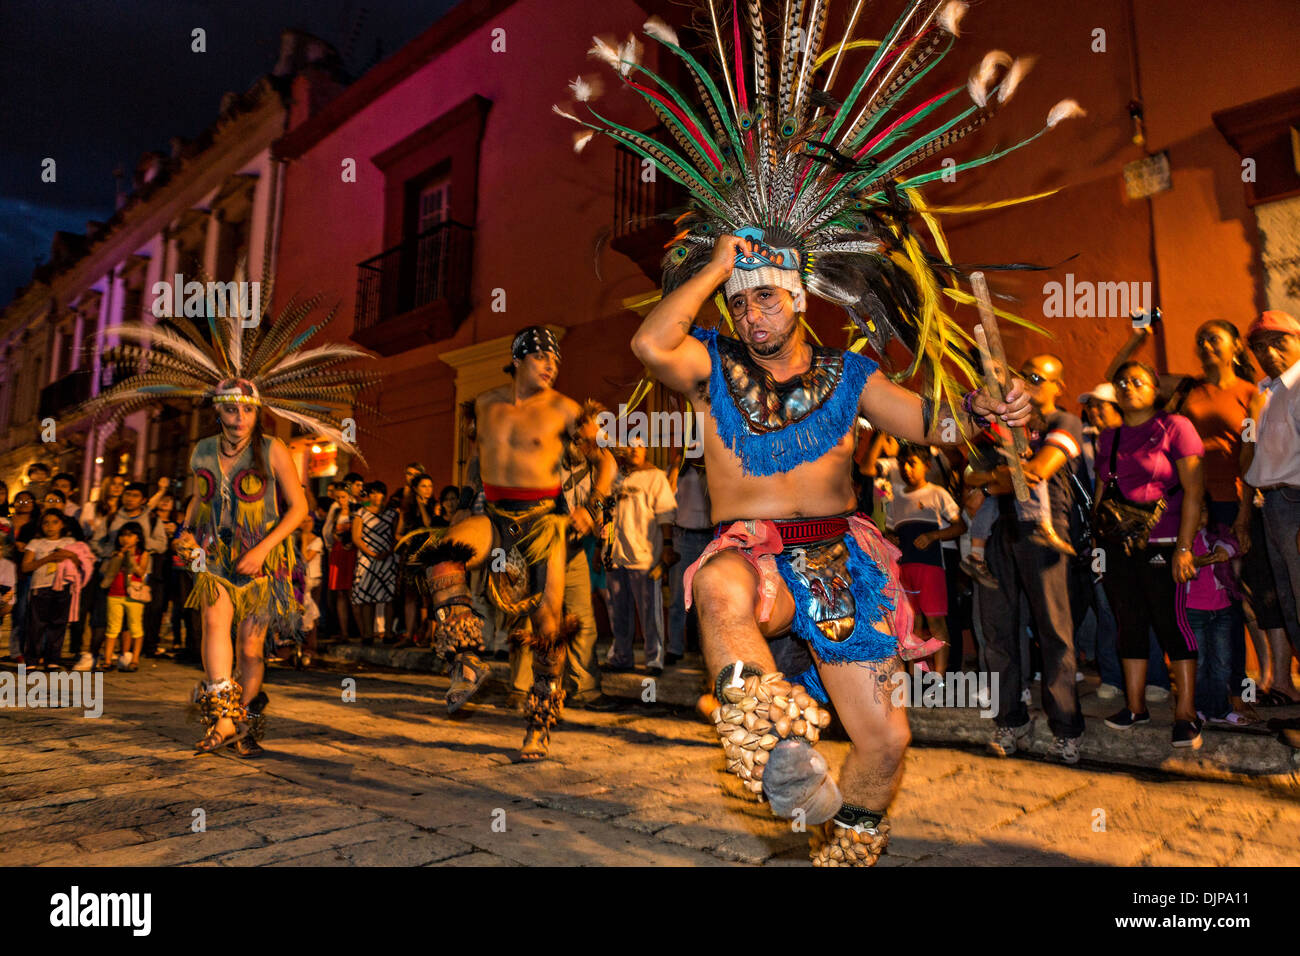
top-left (606, 566), bottom-right (665, 669)
top-left (9, 575), bottom-right (31, 657)
top-left (1191, 607), bottom-right (1233, 719)
top-left (667, 528), bottom-right (712, 656)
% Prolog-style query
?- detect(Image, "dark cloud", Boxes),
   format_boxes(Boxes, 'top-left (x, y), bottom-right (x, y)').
top-left (0, 0), bottom-right (455, 307)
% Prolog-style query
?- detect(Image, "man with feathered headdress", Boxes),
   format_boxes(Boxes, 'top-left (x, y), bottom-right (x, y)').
top-left (559, 0), bottom-right (1084, 864)
top-left (86, 273), bottom-right (378, 757)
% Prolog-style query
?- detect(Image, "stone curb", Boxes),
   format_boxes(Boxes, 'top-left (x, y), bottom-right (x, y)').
top-left (319, 642), bottom-right (1300, 788)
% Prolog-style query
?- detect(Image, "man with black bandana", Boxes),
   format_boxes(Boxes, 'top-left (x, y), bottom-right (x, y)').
top-left (418, 325), bottom-right (615, 761)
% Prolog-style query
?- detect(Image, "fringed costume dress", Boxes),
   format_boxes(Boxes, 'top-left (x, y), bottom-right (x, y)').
top-left (186, 435), bottom-right (302, 633)
top-left (682, 328), bottom-right (943, 700)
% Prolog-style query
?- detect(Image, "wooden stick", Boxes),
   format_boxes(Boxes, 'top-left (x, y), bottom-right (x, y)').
top-left (975, 323), bottom-right (1030, 502)
top-left (969, 272), bottom-right (1029, 456)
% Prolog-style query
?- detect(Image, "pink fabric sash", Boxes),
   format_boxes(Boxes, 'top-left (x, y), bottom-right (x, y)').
top-left (683, 514), bottom-right (944, 664)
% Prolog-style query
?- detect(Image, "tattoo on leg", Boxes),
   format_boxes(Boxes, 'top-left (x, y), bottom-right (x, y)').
top-left (852, 656), bottom-right (903, 708)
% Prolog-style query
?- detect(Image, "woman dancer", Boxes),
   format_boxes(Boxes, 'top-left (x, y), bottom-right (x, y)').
top-left (85, 271), bottom-right (376, 755)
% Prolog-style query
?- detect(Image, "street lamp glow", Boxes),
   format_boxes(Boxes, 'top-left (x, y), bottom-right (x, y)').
top-left (94, 456), bottom-right (104, 464)
top-left (311, 444), bottom-right (322, 454)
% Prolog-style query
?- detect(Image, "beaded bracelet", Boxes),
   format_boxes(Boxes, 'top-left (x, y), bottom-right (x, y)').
top-left (961, 389), bottom-right (991, 427)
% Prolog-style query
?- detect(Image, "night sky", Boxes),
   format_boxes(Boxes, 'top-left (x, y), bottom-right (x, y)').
top-left (0, 0), bottom-right (459, 309)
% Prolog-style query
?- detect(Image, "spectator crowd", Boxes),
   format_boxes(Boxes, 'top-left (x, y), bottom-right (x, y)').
top-left (3, 309), bottom-right (1299, 756)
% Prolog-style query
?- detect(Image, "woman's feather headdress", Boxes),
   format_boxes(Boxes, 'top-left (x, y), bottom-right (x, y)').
top-left (556, 0), bottom-right (1084, 409)
top-left (85, 259), bottom-right (380, 461)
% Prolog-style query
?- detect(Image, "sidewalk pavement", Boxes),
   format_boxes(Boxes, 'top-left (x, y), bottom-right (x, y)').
top-left (321, 640), bottom-right (1300, 788)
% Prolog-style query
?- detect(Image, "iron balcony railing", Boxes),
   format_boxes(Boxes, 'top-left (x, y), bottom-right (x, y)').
top-left (38, 368), bottom-right (94, 420)
top-left (354, 220), bottom-right (473, 333)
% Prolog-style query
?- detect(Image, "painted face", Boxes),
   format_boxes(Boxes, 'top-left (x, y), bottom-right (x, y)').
top-left (1250, 332), bottom-right (1300, 380)
top-left (726, 286), bottom-right (800, 356)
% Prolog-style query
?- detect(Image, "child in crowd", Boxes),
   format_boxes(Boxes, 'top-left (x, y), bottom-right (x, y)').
top-left (100, 521), bottom-right (151, 672)
top-left (1187, 502), bottom-right (1243, 725)
top-left (886, 445), bottom-right (966, 674)
top-left (299, 513), bottom-right (324, 666)
top-left (960, 422), bottom-right (1072, 591)
top-left (0, 551), bottom-right (14, 633)
top-left (21, 509), bottom-right (93, 669)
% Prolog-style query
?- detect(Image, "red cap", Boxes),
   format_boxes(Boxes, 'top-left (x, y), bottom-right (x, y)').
top-left (1247, 310), bottom-right (1300, 340)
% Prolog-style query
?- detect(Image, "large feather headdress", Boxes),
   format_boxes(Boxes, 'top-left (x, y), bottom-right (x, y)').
top-left (556, 0), bottom-right (1084, 408)
top-left (85, 260), bottom-right (379, 461)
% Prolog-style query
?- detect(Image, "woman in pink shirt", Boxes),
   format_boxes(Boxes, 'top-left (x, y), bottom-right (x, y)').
top-left (1096, 361), bottom-right (1206, 749)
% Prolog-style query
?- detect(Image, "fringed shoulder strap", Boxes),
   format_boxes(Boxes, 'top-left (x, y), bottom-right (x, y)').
top-left (691, 326), bottom-right (876, 477)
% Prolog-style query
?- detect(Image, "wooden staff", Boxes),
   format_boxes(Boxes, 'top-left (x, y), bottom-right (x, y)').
top-left (969, 271), bottom-right (1031, 503)
top-left (973, 324), bottom-right (1030, 502)
top-left (970, 272), bottom-right (1029, 456)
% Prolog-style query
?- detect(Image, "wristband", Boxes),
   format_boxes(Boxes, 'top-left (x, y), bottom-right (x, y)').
top-left (962, 389), bottom-right (991, 427)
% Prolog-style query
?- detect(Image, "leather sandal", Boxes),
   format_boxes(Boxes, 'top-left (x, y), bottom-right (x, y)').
top-left (194, 722), bottom-right (248, 755)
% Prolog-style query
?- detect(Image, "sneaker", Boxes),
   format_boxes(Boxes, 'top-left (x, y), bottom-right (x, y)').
top-left (1096, 682), bottom-right (1122, 700)
top-left (989, 721), bottom-right (1032, 757)
top-left (1145, 685), bottom-right (1171, 703)
top-left (72, 653), bottom-right (94, 672)
top-left (117, 652), bottom-right (133, 671)
top-left (1049, 735), bottom-right (1081, 764)
top-left (1172, 719), bottom-right (1203, 749)
top-left (1104, 707), bottom-right (1151, 730)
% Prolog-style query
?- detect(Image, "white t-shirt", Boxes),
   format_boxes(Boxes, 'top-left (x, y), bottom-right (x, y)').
top-left (608, 467), bottom-right (677, 570)
top-left (26, 537), bottom-right (77, 589)
top-left (0, 557), bottom-right (14, 593)
top-left (886, 484), bottom-right (960, 531)
top-left (303, 535), bottom-right (324, 586)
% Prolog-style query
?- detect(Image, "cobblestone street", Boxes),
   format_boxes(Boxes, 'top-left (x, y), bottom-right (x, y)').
top-left (4, 659), bottom-right (1300, 867)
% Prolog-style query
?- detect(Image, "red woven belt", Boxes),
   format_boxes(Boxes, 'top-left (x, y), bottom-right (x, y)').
top-left (714, 516), bottom-right (850, 545)
top-left (483, 483), bottom-right (560, 502)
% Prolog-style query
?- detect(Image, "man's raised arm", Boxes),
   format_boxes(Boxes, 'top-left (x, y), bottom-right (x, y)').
top-left (630, 237), bottom-right (745, 393)
top-left (859, 370), bottom-right (1032, 445)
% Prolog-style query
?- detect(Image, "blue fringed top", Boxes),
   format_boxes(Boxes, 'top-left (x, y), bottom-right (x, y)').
top-left (690, 326), bottom-right (877, 477)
